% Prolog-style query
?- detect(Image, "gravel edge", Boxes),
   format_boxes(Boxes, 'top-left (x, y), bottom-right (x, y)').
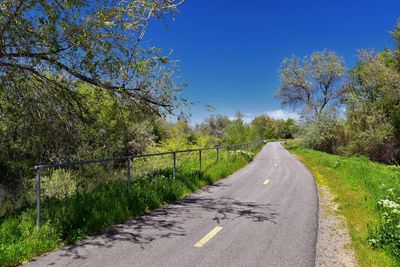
top-left (316, 185), bottom-right (358, 267)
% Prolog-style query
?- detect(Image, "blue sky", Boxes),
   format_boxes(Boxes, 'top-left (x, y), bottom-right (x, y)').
top-left (147, 0), bottom-right (400, 124)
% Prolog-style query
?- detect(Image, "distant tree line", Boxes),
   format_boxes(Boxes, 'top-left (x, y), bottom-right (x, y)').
top-left (195, 113), bottom-right (296, 145)
top-left (277, 19), bottom-right (400, 164)
top-left (136, 112), bottom-right (297, 154)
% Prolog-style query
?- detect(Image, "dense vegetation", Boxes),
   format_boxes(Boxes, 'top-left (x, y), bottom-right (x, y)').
top-left (0, 0), bottom-right (185, 202)
top-left (278, 19), bottom-right (400, 164)
top-left (288, 144), bottom-right (400, 266)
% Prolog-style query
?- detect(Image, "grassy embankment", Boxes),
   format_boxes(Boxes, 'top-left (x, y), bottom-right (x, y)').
top-left (0, 147), bottom-right (260, 266)
top-left (286, 142), bottom-right (400, 267)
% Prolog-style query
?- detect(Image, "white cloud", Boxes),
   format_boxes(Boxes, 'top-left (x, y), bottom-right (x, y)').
top-left (242, 117), bottom-right (253, 124)
top-left (228, 113), bottom-right (254, 124)
top-left (266, 109), bottom-right (301, 121)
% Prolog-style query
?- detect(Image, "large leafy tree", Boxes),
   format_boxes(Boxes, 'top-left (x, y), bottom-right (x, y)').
top-left (342, 21), bottom-right (400, 163)
top-left (0, 0), bottom-right (184, 194)
top-left (345, 48), bottom-right (400, 163)
top-left (277, 50), bottom-right (345, 118)
top-left (0, 0), bottom-right (184, 115)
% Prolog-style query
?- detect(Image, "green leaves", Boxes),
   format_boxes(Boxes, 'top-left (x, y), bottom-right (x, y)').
top-left (0, 0), bottom-right (185, 115)
top-left (159, 56), bottom-right (169, 64)
top-left (345, 47), bottom-right (400, 163)
top-left (0, 0), bottom-right (186, 195)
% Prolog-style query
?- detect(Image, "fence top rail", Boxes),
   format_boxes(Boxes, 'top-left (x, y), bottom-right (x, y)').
top-left (34, 139), bottom-right (265, 170)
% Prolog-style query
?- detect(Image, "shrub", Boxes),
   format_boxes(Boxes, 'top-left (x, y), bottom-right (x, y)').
top-left (41, 170), bottom-right (77, 199)
top-left (300, 112), bottom-right (345, 154)
top-left (236, 150), bottom-right (254, 161)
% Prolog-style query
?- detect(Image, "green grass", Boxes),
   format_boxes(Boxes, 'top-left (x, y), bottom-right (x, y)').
top-left (286, 143), bottom-right (400, 267)
top-left (0, 149), bottom-right (257, 266)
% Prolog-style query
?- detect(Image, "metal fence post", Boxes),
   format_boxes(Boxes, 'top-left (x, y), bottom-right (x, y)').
top-left (36, 168), bottom-right (41, 228)
top-left (199, 149), bottom-right (202, 173)
top-left (127, 157), bottom-right (131, 193)
top-left (173, 152), bottom-right (177, 179)
top-left (216, 147), bottom-right (219, 162)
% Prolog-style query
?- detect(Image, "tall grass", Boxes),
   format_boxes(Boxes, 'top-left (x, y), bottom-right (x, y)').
top-left (287, 144), bottom-right (400, 267)
top-left (0, 149), bottom-right (256, 266)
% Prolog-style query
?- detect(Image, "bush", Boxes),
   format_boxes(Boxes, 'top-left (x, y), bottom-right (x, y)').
top-left (344, 99), bottom-right (399, 163)
top-left (300, 112), bottom-right (345, 153)
top-left (41, 170), bottom-right (77, 199)
top-left (236, 150), bottom-right (254, 161)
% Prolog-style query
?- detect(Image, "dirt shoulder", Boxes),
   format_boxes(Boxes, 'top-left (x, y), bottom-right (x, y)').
top-left (316, 184), bottom-right (358, 267)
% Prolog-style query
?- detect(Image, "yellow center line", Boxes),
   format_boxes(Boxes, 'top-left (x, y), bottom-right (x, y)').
top-left (193, 226), bottom-right (223, 248)
top-left (263, 178), bottom-right (270, 185)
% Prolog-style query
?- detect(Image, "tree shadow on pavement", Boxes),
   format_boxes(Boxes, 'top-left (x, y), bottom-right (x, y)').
top-left (40, 184), bottom-right (279, 264)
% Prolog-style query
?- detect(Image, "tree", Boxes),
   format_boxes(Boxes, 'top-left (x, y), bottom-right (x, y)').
top-left (225, 112), bottom-right (250, 144)
top-left (156, 120), bottom-right (196, 151)
top-left (277, 50), bottom-right (345, 118)
top-left (0, 0), bottom-right (185, 194)
top-left (344, 48), bottom-right (400, 163)
top-left (251, 115), bottom-right (278, 139)
top-left (0, 0), bottom-right (184, 115)
top-left (0, 82), bottom-right (161, 195)
top-left (197, 115), bottom-right (231, 141)
top-left (392, 18), bottom-right (400, 70)
top-left (76, 84), bottom-right (157, 157)
top-left (283, 118), bottom-right (296, 139)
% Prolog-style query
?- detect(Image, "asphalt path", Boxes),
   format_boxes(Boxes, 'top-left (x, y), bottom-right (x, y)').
top-left (26, 142), bottom-right (319, 267)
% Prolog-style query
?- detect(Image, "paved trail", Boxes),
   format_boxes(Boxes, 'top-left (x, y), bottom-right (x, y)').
top-left (26, 142), bottom-right (319, 267)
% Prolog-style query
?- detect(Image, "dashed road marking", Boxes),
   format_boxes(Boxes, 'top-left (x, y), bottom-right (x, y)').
top-left (263, 178), bottom-right (270, 185)
top-left (194, 226), bottom-right (223, 248)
